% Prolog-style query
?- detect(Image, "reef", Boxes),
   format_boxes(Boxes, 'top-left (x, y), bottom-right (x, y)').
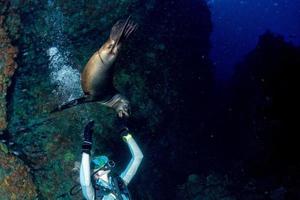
top-left (176, 171), bottom-right (290, 200)
top-left (203, 31), bottom-right (300, 200)
top-left (0, 2), bottom-right (37, 199)
top-left (228, 32), bottom-right (300, 199)
top-left (2, 0), bottom-right (298, 199)
top-left (0, 143), bottom-right (37, 199)
top-left (0, 0), bottom-right (20, 133)
top-left (3, 0), bottom-right (166, 198)
top-left (2, 0), bottom-right (214, 198)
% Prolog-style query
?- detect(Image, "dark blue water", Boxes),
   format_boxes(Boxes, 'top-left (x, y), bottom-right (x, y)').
top-left (2, 0), bottom-right (300, 199)
top-left (208, 0), bottom-right (300, 81)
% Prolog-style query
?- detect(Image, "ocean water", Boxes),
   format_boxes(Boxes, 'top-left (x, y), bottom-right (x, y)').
top-left (0, 0), bottom-right (299, 199)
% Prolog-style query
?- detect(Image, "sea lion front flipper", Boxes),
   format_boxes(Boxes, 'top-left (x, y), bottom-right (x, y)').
top-left (100, 94), bottom-right (130, 118)
top-left (50, 96), bottom-right (94, 114)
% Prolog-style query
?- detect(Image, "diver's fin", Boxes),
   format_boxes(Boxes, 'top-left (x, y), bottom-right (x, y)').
top-left (50, 96), bottom-right (94, 113)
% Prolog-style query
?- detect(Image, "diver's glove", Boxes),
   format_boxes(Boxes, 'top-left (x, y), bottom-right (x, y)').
top-left (120, 126), bottom-right (130, 137)
top-left (122, 131), bottom-right (133, 142)
top-left (82, 120), bottom-right (94, 154)
top-left (116, 117), bottom-right (132, 141)
top-left (119, 124), bottom-right (133, 142)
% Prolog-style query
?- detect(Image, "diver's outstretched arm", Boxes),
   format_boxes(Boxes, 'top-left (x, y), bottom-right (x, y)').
top-left (80, 121), bottom-right (95, 200)
top-left (80, 153), bottom-right (95, 200)
top-left (120, 129), bottom-right (144, 185)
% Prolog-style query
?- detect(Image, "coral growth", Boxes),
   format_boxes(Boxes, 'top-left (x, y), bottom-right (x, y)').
top-left (0, 2), bottom-right (20, 132)
top-left (0, 144), bottom-right (37, 200)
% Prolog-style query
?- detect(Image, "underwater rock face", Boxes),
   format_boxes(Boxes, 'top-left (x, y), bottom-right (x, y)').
top-left (4, 0), bottom-right (214, 199)
top-left (229, 32), bottom-right (300, 199)
top-left (175, 172), bottom-right (275, 200)
top-left (203, 31), bottom-right (300, 200)
top-left (0, 12), bottom-right (19, 133)
top-left (6, 0), bottom-right (157, 199)
top-left (53, 0), bottom-right (140, 40)
top-left (0, 144), bottom-right (37, 200)
top-left (176, 173), bottom-right (236, 200)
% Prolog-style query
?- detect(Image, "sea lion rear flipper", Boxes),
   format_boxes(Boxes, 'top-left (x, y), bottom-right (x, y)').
top-left (50, 96), bottom-right (94, 113)
top-left (110, 16), bottom-right (138, 44)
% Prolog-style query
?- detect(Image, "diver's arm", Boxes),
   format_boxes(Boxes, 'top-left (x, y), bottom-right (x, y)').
top-left (120, 133), bottom-right (144, 185)
top-left (80, 121), bottom-right (95, 200)
top-left (80, 152), bottom-right (95, 200)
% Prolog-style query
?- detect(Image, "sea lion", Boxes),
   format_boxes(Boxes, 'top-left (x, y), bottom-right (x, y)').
top-left (51, 16), bottom-right (137, 117)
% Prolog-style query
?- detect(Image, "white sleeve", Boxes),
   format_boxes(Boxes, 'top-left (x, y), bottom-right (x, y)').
top-left (120, 135), bottom-right (144, 185)
top-left (80, 152), bottom-right (95, 200)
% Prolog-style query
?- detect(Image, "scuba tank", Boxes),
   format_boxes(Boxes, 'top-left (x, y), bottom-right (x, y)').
top-left (58, 173), bottom-right (132, 200)
top-left (94, 173), bottom-right (132, 200)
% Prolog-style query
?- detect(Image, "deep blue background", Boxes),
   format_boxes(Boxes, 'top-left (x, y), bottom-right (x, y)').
top-left (208, 0), bottom-right (300, 81)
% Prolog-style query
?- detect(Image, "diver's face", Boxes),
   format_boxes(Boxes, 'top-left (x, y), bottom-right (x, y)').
top-left (94, 169), bottom-right (111, 180)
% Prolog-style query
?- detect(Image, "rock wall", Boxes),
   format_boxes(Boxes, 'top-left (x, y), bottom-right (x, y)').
top-left (2, 0), bottom-right (215, 199)
top-left (4, 0), bottom-right (159, 199)
top-left (0, 0), bottom-right (20, 133)
top-left (0, 2), bottom-right (37, 199)
top-left (0, 143), bottom-right (37, 200)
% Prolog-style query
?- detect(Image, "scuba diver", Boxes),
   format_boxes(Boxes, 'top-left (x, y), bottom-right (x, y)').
top-left (80, 120), bottom-right (143, 200)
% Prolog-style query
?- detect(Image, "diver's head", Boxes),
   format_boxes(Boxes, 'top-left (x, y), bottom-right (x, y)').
top-left (91, 156), bottom-right (115, 180)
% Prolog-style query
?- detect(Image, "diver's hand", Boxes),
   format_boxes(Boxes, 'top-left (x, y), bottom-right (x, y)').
top-left (116, 117), bottom-right (130, 137)
top-left (82, 120), bottom-right (94, 154)
top-left (116, 118), bottom-right (133, 142)
top-left (120, 126), bottom-right (130, 138)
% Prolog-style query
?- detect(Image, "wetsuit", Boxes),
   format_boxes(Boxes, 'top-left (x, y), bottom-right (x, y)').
top-left (80, 134), bottom-right (143, 200)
